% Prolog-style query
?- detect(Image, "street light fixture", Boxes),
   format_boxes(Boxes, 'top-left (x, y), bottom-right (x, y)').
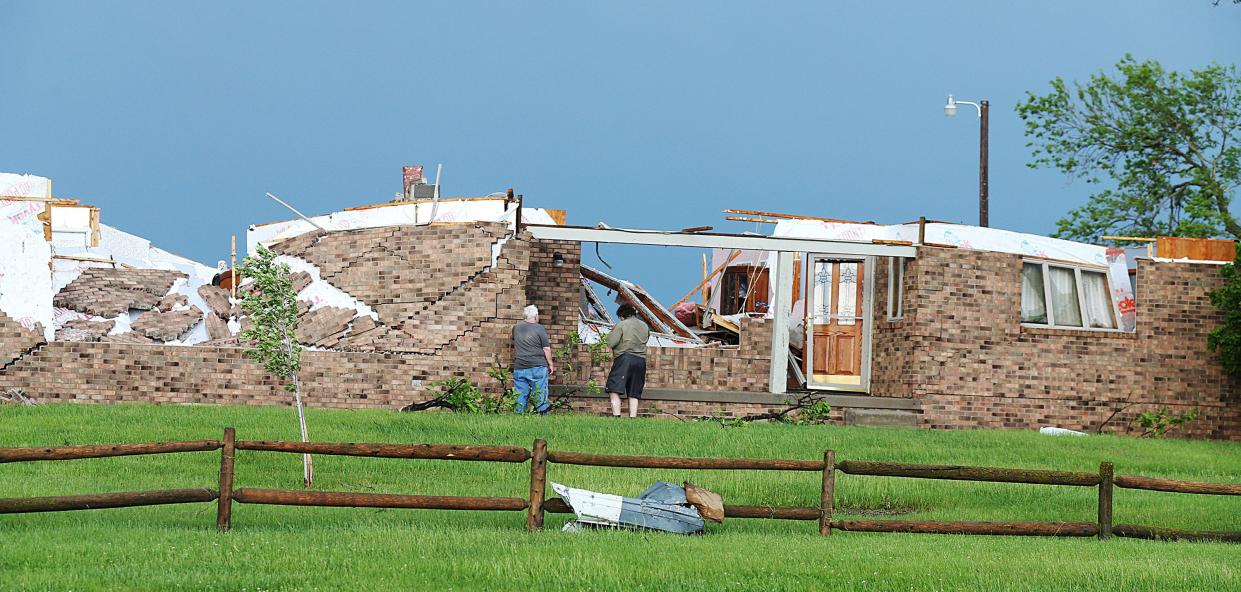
top-left (944, 94), bottom-right (990, 227)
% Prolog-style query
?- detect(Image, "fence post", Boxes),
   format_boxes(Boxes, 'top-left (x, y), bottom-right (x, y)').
top-left (1098, 461), bottom-right (1113, 541)
top-left (217, 427), bottom-right (236, 532)
top-left (820, 449), bottom-right (835, 536)
top-left (527, 439), bottom-right (548, 531)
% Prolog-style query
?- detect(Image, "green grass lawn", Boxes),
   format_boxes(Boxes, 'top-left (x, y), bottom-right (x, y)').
top-left (1, 403), bottom-right (1239, 591)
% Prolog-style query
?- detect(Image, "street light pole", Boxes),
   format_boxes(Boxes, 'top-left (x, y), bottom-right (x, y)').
top-left (944, 95), bottom-right (990, 227)
top-left (979, 99), bottom-right (989, 228)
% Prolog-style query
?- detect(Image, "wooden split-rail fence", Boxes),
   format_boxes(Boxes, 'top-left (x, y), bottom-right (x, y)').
top-left (1, 428), bottom-right (1239, 543)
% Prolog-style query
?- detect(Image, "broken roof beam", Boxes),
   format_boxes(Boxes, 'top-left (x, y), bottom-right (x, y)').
top-left (526, 225), bottom-right (917, 258)
top-left (628, 284), bottom-right (699, 341)
top-left (580, 264), bottom-right (697, 340)
top-left (580, 277), bottom-right (614, 324)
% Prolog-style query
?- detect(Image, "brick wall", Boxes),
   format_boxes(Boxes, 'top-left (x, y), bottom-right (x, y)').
top-left (563, 317), bottom-right (772, 393)
top-left (873, 247), bottom-right (1241, 439)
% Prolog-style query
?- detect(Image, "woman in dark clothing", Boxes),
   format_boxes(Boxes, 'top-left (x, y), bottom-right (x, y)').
top-left (604, 304), bottom-right (650, 418)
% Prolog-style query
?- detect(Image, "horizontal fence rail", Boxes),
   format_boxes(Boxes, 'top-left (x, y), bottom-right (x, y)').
top-left (237, 441), bottom-right (531, 463)
top-left (0, 428), bottom-right (1237, 544)
top-left (0, 440), bottom-right (221, 463)
top-left (233, 488), bottom-right (529, 511)
top-left (0, 489), bottom-right (218, 513)
top-left (547, 450), bottom-right (824, 471)
top-left (832, 519), bottom-right (1099, 537)
top-left (1114, 475), bottom-right (1241, 496)
top-left (837, 460), bottom-right (1101, 486)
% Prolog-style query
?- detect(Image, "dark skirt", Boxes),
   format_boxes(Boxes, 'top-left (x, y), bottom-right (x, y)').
top-left (605, 353), bottom-right (647, 399)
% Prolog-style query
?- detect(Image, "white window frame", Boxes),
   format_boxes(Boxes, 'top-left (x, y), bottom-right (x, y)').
top-left (1021, 259), bottom-right (1124, 332)
top-left (886, 256), bottom-right (906, 321)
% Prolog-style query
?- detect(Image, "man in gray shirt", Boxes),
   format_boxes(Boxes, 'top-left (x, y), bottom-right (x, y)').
top-left (512, 305), bottom-right (554, 414)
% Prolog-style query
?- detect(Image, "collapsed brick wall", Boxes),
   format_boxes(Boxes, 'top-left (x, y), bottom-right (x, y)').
top-left (872, 247), bottom-right (1241, 439)
top-left (272, 222), bottom-right (527, 354)
top-left (1, 311), bottom-right (45, 369)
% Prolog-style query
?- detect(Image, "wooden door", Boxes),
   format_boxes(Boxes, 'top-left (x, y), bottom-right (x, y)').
top-left (809, 259), bottom-right (865, 385)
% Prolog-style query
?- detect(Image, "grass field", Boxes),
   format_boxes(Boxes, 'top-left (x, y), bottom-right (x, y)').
top-left (1, 403), bottom-right (1239, 591)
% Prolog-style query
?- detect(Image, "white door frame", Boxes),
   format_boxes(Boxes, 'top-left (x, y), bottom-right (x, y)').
top-left (804, 254), bottom-right (875, 393)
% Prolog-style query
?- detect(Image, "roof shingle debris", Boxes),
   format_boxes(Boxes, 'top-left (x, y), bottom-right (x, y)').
top-left (54, 268), bottom-right (187, 317)
top-left (130, 306), bottom-right (204, 341)
top-left (55, 319), bottom-right (115, 342)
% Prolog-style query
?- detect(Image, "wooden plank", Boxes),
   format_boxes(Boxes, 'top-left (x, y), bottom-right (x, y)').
top-left (546, 209), bottom-right (568, 226)
top-left (0, 195), bottom-right (79, 204)
top-left (235, 441), bottom-right (531, 463)
top-left (88, 207), bottom-right (101, 247)
top-left (547, 450), bottom-right (824, 471)
top-left (1114, 475), bottom-right (1241, 496)
top-left (0, 440), bottom-right (222, 463)
top-left (0, 489), bottom-right (218, 514)
top-left (1113, 523), bottom-right (1241, 543)
top-left (527, 439), bottom-right (548, 530)
top-left (232, 488), bottom-right (528, 511)
top-left (832, 519), bottom-right (1098, 537)
top-left (52, 254), bottom-right (117, 265)
top-left (723, 209), bottom-right (874, 225)
top-left (1098, 461), bottom-right (1113, 540)
top-left (725, 216), bottom-right (780, 224)
top-left (1156, 236), bottom-right (1236, 262)
top-left (821, 450), bottom-right (835, 536)
top-left (871, 239), bottom-right (913, 246)
top-left (837, 460), bottom-right (1101, 486)
top-left (217, 428), bottom-right (236, 532)
top-left (680, 226), bottom-right (713, 233)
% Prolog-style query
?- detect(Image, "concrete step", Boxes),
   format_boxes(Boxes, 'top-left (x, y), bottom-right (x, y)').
top-left (844, 408), bottom-right (920, 428)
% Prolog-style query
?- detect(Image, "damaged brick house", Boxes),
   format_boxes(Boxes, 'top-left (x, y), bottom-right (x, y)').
top-left (1, 169), bottom-right (1238, 439)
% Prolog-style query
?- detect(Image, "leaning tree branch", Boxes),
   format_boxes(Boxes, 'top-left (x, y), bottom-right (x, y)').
top-left (400, 378), bottom-right (469, 412)
top-left (737, 392), bottom-right (825, 423)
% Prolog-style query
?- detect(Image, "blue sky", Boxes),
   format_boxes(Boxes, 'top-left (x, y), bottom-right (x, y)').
top-left (3, 1), bottom-right (1238, 302)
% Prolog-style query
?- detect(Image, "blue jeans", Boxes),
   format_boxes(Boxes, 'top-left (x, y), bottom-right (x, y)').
top-left (513, 366), bottom-right (550, 414)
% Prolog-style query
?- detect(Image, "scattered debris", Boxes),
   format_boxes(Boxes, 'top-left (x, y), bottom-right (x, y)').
top-left (0, 388), bottom-right (38, 405)
top-left (130, 306), bottom-right (205, 341)
top-left (155, 292), bottom-right (188, 312)
top-left (1040, 426), bottom-right (1088, 437)
top-left (55, 319), bottom-right (116, 342)
top-left (197, 284), bottom-right (232, 319)
top-left (553, 481), bottom-right (706, 534)
top-left (99, 332), bottom-right (157, 344)
top-left (53, 268), bottom-right (186, 317)
top-left (683, 482), bottom-right (724, 523)
top-left (204, 313), bottom-right (231, 341)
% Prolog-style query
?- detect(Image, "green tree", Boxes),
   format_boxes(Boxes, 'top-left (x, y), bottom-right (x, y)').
top-left (238, 246), bottom-right (313, 487)
top-left (1209, 245), bottom-right (1241, 376)
top-left (1017, 55), bottom-right (1241, 243)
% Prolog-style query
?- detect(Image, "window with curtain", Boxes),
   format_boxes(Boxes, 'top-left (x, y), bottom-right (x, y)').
top-left (1020, 263), bottom-right (1046, 323)
top-left (1081, 271), bottom-right (1115, 329)
top-left (1021, 261), bottom-right (1121, 331)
